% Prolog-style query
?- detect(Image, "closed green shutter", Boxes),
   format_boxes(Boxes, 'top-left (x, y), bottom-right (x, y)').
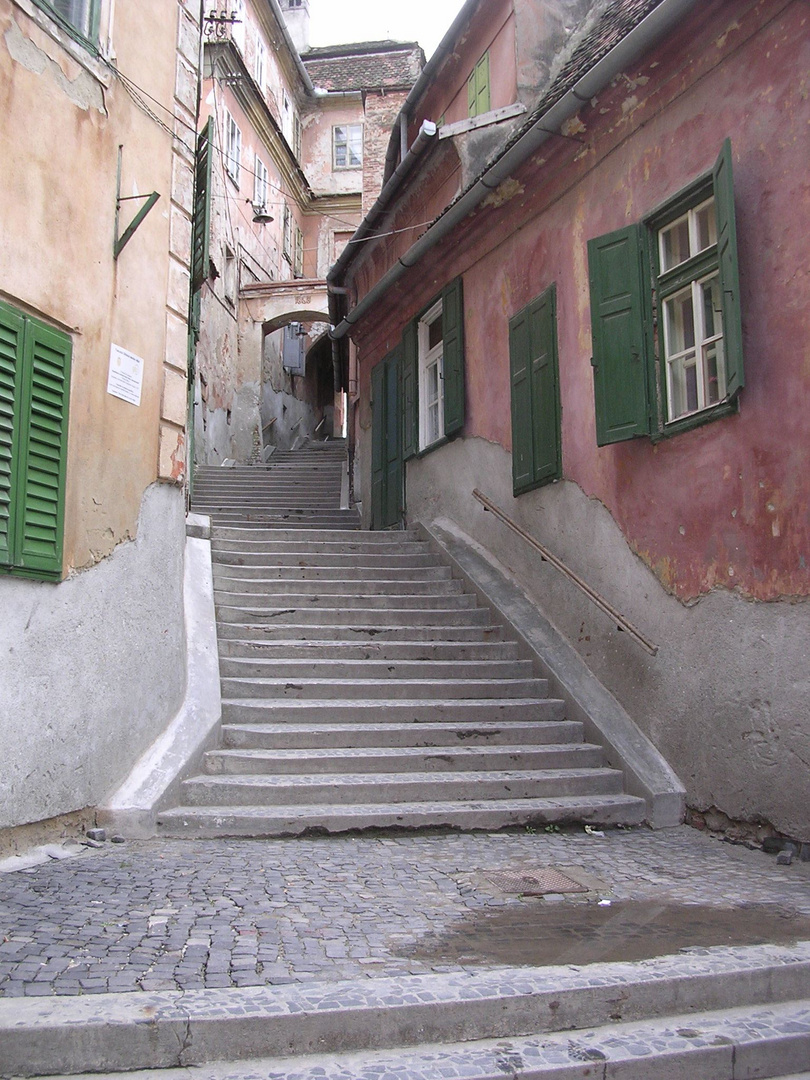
top-left (587, 224), bottom-right (651, 446)
top-left (0, 302), bottom-right (24, 567)
top-left (528, 285), bottom-right (561, 485)
top-left (509, 285), bottom-right (561, 496)
top-left (401, 320), bottom-right (418, 460)
top-left (713, 138), bottom-right (744, 397)
top-left (371, 360), bottom-right (385, 530)
top-left (16, 320), bottom-right (71, 576)
top-left (509, 307), bottom-right (533, 494)
top-left (441, 276), bottom-right (465, 437)
top-left (468, 53), bottom-right (490, 117)
top-left (191, 119), bottom-right (213, 291)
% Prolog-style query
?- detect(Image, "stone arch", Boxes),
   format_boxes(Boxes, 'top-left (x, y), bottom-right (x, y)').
top-left (263, 308), bottom-right (330, 335)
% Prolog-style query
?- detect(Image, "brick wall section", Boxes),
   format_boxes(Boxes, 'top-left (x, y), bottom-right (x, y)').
top-left (362, 90), bottom-right (410, 216)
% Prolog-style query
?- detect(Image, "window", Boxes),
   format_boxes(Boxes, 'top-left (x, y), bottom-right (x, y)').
top-left (0, 300), bottom-right (71, 580)
top-left (231, 0), bottom-right (245, 52)
top-left (401, 277), bottom-right (465, 457)
top-left (224, 111), bottom-right (241, 188)
top-left (192, 119), bottom-right (214, 290)
top-left (333, 124), bottom-right (362, 169)
top-left (254, 156), bottom-right (269, 211)
top-left (255, 40), bottom-right (267, 92)
top-left (509, 284), bottom-right (561, 495)
top-left (282, 203), bottom-right (292, 263)
top-left (224, 246), bottom-right (237, 306)
top-left (467, 52), bottom-right (490, 118)
top-left (293, 225), bottom-right (304, 278)
top-left (293, 113), bottom-right (303, 162)
top-left (36, 0), bottom-right (98, 42)
top-left (587, 140), bottom-right (743, 445)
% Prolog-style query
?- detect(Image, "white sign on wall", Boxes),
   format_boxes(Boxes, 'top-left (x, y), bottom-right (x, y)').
top-left (107, 344), bottom-right (144, 407)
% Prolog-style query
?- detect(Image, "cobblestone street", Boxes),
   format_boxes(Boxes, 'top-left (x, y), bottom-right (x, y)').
top-left (1, 826), bottom-right (809, 998)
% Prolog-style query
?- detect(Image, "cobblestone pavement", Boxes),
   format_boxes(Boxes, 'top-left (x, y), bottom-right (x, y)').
top-left (0, 826), bottom-right (808, 997)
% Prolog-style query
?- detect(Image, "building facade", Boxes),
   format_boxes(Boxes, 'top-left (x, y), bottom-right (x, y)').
top-left (331, 0), bottom-right (810, 840)
top-left (0, 0), bottom-right (199, 836)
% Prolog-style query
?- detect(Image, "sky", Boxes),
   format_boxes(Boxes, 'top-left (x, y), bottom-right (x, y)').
top-left (308, 0), bottom-right (467, 57)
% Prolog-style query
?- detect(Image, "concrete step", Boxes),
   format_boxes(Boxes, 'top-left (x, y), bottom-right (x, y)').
top-left (218, 657), bottom-right (533, 679)
top-left (211, 538), bottom-right (429, 554)
top-left (215, 623), bottom-right (505, 642)
top-left (221, 719), bottom-right (585, 749)
top-left (213, 575), bottom-right (462, 595)
top-left (204, 743), bottom-right (604, 775)
top-left (220, 697), bottom-right (566, 724)
top-left (212, 550), bottom-right (438, 567)
top-left (211, 528), bottom-right (420, 543)
top-left (212, 564), bottom-right (453, 582)
top-left (217, 639), bottom-right (520, 660)
top-left (215, 605), bottom-right (492, 626)
top-left (178, 767), bottom-right (625, 807)
top-left (156, 793), bottom-right (647, 835)
top-left (218, 677), bottom-right (550, 701)
top-left (214, 590), bottom-right (477, 611)
top-left (6, 945), bottom-right (809, 1077)
top-left (205, 513), bottom-right (360, 528)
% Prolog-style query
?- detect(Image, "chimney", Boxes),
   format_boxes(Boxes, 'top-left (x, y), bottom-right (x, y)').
top-left (279, 0), bottom-right (310, 53)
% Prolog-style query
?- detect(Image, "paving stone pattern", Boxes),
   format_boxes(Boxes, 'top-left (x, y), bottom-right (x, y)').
top-left (1, 826), bottom-right (809, 998)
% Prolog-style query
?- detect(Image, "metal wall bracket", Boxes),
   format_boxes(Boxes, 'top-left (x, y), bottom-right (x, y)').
top-left (114, 145), bottom-right (160, 260)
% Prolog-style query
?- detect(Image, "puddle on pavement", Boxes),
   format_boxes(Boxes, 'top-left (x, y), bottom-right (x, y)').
top-left (400, 901), bottom-right (810, 967)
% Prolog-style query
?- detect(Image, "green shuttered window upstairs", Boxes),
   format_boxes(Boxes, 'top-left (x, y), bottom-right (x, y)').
top-left (0, 300), bottom-right (71, 580)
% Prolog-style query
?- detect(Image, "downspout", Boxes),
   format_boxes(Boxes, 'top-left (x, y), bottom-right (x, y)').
top-left (331, 0), bottom-right (701, 340)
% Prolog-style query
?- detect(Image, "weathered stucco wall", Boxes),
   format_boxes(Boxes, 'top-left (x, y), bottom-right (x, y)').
top-left (404, 437), bottom-right (810, 841)
top-left (0, 483), bottom-right (186, 831)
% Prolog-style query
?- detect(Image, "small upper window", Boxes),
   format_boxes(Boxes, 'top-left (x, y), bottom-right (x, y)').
top-left (333, 124), bottom-right (362, 169)
top-left (255, 40), bottom-right (267, 92)
top-left (254, 157), bottom-right (269, 211)
top-left (37, 0), bottom-right (98, 41)
top-left (224, 111), bottom-right (242, 188)
top-left (418, 301), bottom-right (445, 449)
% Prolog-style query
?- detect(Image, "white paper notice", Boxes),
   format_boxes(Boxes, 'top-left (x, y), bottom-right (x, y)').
top-left (107, 344), bottom-right (144, 407)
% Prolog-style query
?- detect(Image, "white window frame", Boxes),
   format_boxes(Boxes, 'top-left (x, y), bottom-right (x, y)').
top-left (418, 300), bottom-right (444, 450)
top-left (224, 110), bottom-right (242, 188)
top-left (333, 124), bottom-right (363, 169)
top-left (254, 156), bottom-right (269, 211)
top-left (282, 203), bottom-right (292, 263)
top-left (255, 39), bottom-right (267, 92)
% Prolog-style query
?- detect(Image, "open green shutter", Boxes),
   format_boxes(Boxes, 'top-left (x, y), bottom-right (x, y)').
top-left (587, 224), bottom-right (651, 446)
top-left (401, 320), bottom-right (418, 460)
top-left (713, 138), bottom-right (744, 397)
top-left (16, 319), bottom-right (71, 577)
top-left (442, 276), bottom-right (465, 437)
top-left (370, 360), bottom-right (385, 530)
top-left (509, 308), bottom-right (533, 494)
top-left (0, 301), bottom-right (24, 567)
top-left (528, 285), bottom-right (561, 485)
top-left (191, 119), bottom-right (213, 291)
top-left (467, 69), bottom-right (476, 116)
top-left (476, 53), bottom-right (490, 115)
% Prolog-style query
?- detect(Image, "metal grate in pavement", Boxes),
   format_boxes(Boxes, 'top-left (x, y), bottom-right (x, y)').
top-left (484, 867), bottom-right (588, 895)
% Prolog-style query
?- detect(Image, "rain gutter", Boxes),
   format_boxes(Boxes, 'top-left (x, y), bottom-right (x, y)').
top-left (329, 0), bottom-right (701, 342)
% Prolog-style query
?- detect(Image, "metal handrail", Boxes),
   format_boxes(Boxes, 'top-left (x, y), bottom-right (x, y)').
top-left (472, 489), bottom-right (659, 656)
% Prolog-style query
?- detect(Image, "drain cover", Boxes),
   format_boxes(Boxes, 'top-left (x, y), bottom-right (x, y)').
top-left (484, 868), bottom-right (588, 895)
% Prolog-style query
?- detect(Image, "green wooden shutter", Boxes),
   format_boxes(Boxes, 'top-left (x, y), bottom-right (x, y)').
top-left (468, 53), bottom-right (490, 117)
top-left (191, 120), bottom-right (213, 291)
top-left (16, 319), bottom-right (71, 577)
top-left (509, 307), bottom-right (533, 494)
top-left (401, 320), bottom-right (418, 460)
top-left (527, 285), bottom-right (561, 485)
top-left (587, 224), bottom-right (651, 446)
top-left (0, 301), bottom-right (24, 567)
top-left (442, 276), bottom-right (465, 437)
top-left (713, 138), bottom-right (744, 397)
top-left (467, 68), bottom-right (476, 116)
top-left (371, 360), bottom-right (385, 529)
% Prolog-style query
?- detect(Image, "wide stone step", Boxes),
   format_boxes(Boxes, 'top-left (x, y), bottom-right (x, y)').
top-left (212, 564), bottom-right (453, 582)
top-left (213, 550), bottom-right (437, 567)
top-left (217, 639), bottom-right (520, 660)
top-left (211, 538), bottom-right (428, 554)
top-left (221, 719), bottom-right (586, 749)
top-left (219, 676), bottom-right (549, 701)
top-left (205, 513), bottom-right (360, 528)
top-left (214, 591), bottom-right (477, 611)
top-left (216, 623), bottom-right (505, 642)
top-left (211, 528), bottom-right (420, 543)
top-left (220, 697), bottom-right (565, 724)
top-left (215, 605), bottom-right (492, 626)
top-left (213, 574), bottom-right (461, 595)
top-left (7, 945), bottom-right (809, 1077)
top-left (218, 657), bottom-right (533, 679)
top-left (157, 792), bottom-right (646, 835)
top-left (205, 743), bottom-right (603, 775)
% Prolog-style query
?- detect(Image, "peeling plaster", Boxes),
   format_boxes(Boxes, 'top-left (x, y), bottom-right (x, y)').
top-left (4, 18), bottom-right (105, 113)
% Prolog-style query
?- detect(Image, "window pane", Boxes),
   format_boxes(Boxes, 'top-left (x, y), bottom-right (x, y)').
top-left (669, 353), bottom-right (698, 418)
top-left (694, 199), bottom-right (717, 252)
top-left (665, 289), bottom-right (695, 354)
top-left (701, 275), bottom-right (722, 338)
top-left (704, 339), bottom-right (724, 405)
top-left (50, 0), bottom-right (92, 35)
top-left (428, 313), bottom-right (443, 350)
top-left (661, 215), bottom-right (690, 271)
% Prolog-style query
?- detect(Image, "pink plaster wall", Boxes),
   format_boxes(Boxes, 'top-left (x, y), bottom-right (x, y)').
top-left (351, 0), bottom-right (810, 603)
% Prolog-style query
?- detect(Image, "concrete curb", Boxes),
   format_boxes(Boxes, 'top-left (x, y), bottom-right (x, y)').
top-left (2, 944), bottom-right (809, 1077)
top-left (419, 518), bottom-right (686, 828)
top-left (99, 522), bottom-right (221, 838)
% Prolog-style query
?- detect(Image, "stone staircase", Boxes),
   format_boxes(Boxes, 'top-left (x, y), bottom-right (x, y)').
top-left (157, 443), bottom-right (646, 836)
